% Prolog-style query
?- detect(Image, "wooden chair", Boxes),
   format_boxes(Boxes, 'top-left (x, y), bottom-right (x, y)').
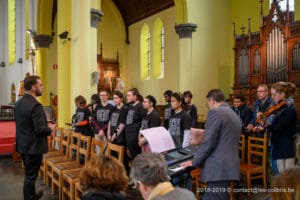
top-left (39, 127), bottom-right (66, 182)
top-left (61, 138), bottom-right (106, 200)
top-left (190, 168), bottom-right (208, 200)
top-left (239, 134), bottom-right (246, 163)
top-left (106, 142), bottom-right (124, 163)
top-left (45, 130), bottom-right (77, 186)
top-left (74, 181), bottom-right (83, 200)
top-left (53, 134), bottom-right (91, 200)
top-left (240, 133), bottom-right (267, 196)
top-left (90, 138), bottom-right (106, 159)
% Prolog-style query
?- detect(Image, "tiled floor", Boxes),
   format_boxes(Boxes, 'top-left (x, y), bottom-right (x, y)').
top-left (0, 155), bottom-right (270, 200)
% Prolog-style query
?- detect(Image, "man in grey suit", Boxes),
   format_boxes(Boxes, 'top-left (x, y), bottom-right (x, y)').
top-left (15, 75), bottom-right (56, 200)
top-left (181, 89), bottom-right (241, 200)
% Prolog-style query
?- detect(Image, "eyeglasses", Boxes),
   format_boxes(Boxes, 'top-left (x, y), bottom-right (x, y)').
top-left (256, 90), bottom-right (266, 93)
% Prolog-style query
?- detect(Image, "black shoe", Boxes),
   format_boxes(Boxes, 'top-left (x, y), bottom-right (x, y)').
top-left (36, 190), bottom-right (44, 199)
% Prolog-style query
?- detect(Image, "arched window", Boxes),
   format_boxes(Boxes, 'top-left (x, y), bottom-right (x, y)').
top-left (152, 18), bottom-right (164, 79)
top-left (270, 0), bottom-right (294, 11)
top-left (140, 23), bottom-right (151, 80)
top-left (8, 0), bottom-right (16, 65)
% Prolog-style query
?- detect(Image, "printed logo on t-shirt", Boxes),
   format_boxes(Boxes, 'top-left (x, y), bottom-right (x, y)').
top-left (141, 119), bottom-right (149, 130)
top-left (96, 109), bottom-right (110, 122)
top-left (164, 107), bottom-right (172, 120)
top-left (111, 113), bottom-right (120, 127)
top-left (169, 118), bottom-right (181, 136)
top-left (76, 111), bottom-right (84, 122)
top-left (126, 110), bottom-right (135, 124)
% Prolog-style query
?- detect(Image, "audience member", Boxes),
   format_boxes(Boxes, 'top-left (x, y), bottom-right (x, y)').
top-left (183, 91), bottom-right (198, 128)
top-left (231, 94), bottom-right (252, 133)
top-left (80, 155), bottom-right (129, 200)
top-left (130, 153), bottom-right (196, 200)
top-left (181, 89), bottom-right (241, 200)
top-left (163, 90), bottom-right (173, 129)
top-left (270, 166), bottom-right (300, 200)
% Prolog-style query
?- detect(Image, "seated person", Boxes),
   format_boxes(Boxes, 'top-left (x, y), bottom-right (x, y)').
top-left (231, 94), bottom-right (252, 133)
top-left (270, 166), bottom-right (300, 200)
top-left (130, 152), bottom-right (196, 200)
top-left (79, 155), bottom-right (129, 200)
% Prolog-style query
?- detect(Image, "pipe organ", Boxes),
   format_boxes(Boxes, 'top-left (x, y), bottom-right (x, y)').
top-left (233, 0), bottom-right (300, 121)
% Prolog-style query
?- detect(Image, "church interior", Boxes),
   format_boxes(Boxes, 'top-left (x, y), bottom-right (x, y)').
top-left (1, 0), bottom-right (300, 199)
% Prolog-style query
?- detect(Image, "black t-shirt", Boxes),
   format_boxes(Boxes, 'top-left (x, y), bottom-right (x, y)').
top-left (109, 105), bottom-right (128, 145)
top-left (168, 110), bottom-right (191, 147)
top-left (140, 109), bottom-right (161, 130)
top-left (163, 103), bottom-right (173, 129)
top-left (125, 102), bottom-right (144, 144)
top-left (73, 107), bottom-right (91, 136)
top-left (186, 104), bottom-right (198, 128)
top-left (93, 103), bottom-right (114, 132)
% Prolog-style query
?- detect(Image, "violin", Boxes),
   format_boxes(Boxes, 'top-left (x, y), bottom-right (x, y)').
top-left (256, 100), bottom-right (286, 125)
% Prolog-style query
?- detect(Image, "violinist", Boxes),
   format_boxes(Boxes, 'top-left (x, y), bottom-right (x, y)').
top-left (257, 82), bottom-right (297, 175)
top-left (246, 84), bottom-right (272, 135)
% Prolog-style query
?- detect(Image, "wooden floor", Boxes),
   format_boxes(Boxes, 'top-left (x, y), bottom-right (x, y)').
top-left (0, 155), bottom-right (271, 200)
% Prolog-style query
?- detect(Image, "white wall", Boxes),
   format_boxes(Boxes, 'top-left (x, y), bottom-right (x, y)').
top-left (0, 0), bottom-right (36, 105)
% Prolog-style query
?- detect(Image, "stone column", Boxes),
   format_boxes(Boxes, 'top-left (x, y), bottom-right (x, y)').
top-left (175, 23), bottom-right (197, 92)
top-left (56, 0), bottom-right (102, 127)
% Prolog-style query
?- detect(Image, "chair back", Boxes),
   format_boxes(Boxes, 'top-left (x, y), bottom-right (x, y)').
top-left (68, 131), bottom-right (81, 160)
top-left (78, 135), bottom-right (92, 164)
top-left (247, 133), bottom-right (267, 167)
top-left (239, 134), bottom-right (246, 163)
top-left (53, 127), bottom-right (63, 150)
top-left (90, 138), bottom-right (106, 160)
top-left (107, 142), bottom-right (124, 163)
top-left (60, 129), bottom-right (71, 156)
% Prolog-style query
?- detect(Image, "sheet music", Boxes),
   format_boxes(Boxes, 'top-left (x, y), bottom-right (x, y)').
top-left (140, 126), bottom-right (175, 153)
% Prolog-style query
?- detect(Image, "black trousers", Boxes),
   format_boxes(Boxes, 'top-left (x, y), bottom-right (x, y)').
top-left (202, 181), bottom-right (230, 200)
top-left (21, 154), bottom-right (43, 200)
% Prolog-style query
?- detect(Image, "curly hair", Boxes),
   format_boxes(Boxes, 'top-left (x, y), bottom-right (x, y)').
top-left (80, 155), bottom-right (128, 193)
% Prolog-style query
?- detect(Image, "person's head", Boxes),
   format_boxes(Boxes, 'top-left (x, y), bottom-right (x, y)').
top-left (130, 153), bottom-right (169, 200)
top-left (271, 82), bottom-right (296, 103)
top-left (170, 92), bottom-right (185, 110)
top-left (90, 94), bottom-right (100, 105)
top-left (113, 91), bottom-right (124, 106)
top-left (23, 75), bottom-right (43, 97)
top-left (99, 89), bottom-right (109, 103)
top-left (74, 95), bottom-right (86, 108)
top-left (183, 91), bottom-right (193, 104)
top-left (163, 90), bottom-right (173, 103)
top-left (206, 89), bottom-right (225, 109)
top-left (233, 94), bottom-right (246, 108)
top-left (256, 84), bottom-right (269, 101)
top-left (127, 88), bottom-right (143, 103)
top-left (270, 166), bottom-right (300, 200)
top-left (80, 155), bottom-right (128, 193)
top-left (143, 95), bottom-right (156, 110)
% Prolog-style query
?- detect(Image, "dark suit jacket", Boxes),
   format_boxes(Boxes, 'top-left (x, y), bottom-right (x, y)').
top-left (14, 94), bottom-right (51, 155)
top-left (192, 103), bottom-right (242, 182)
